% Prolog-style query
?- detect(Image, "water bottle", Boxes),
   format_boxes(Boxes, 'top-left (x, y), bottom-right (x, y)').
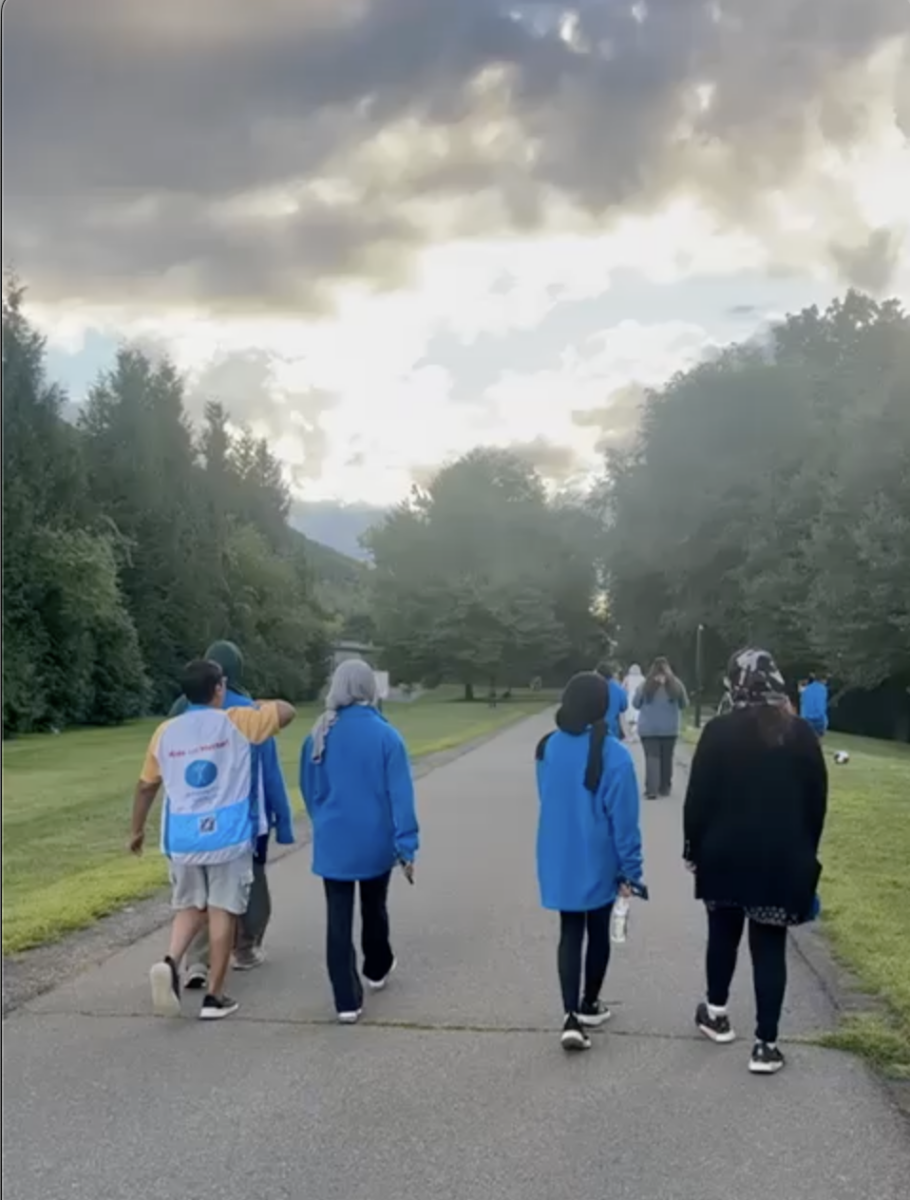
top-left (611, 896), bottom-right (631, 944)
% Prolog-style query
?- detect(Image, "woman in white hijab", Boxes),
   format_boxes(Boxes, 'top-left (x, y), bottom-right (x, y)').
top-left (623, 664), bottom-right (645, 740)
top-left (300, 659), bottom-right (420, 1023)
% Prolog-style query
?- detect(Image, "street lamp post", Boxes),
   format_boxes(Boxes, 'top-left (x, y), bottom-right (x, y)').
top-left (694, 623), bottom-right (705, 729)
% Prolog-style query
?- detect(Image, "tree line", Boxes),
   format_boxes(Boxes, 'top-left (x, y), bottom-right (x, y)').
top-left (7, 277), bottom-right (908, 740)
top-left (597, 291), bottom-right (910, 739)
top-left (2, 282), bottom-right (331, 735)
top-left (365, 448), bottom-right (610, 699)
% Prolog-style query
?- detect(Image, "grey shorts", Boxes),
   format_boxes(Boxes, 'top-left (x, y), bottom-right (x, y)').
top-left (169, 855), bottom-right (254, 915)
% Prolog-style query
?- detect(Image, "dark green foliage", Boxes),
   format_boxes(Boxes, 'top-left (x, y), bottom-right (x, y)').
top-left (601, 291), bottom-right (910, 707)
top-left (2, 279), bottom-right (333, 733)
top-left (365, 448), bottom-right (609, 694)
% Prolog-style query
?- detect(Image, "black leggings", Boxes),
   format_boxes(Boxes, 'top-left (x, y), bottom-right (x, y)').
top-left (323, 872), bottom-right (394, 1014)
top-left (558, 905), bottom-right (613, 1015)
top-left (706, 906), bottom-right (788, 1043)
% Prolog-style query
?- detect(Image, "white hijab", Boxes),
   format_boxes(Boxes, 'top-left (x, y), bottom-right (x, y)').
top-left (623, 664), bottom-right (644, 697)
top-left (310, 658), bottom-right (378, 762)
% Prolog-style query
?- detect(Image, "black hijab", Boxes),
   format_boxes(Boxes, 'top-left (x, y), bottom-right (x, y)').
top-left (536, 671), bottom-right (609, 792)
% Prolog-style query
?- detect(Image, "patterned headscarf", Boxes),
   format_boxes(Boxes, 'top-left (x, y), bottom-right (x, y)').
top-left (725, 647), bottom-right (788, 708)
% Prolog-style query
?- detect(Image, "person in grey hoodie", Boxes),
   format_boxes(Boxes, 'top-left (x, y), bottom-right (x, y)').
top-left (634, 657), bottom-right (689, 799)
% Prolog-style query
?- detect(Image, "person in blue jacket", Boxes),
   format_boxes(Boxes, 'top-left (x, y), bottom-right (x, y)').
top-left (597, 661), bottom-right (629, 739)
top-left (170, 641), bottom-right (295, 981)
top-left (535, 671), bottom-right (644, 1052)
top-left (800, 673), bottom-right (829, 738)
top-left (301, 658), bottom-right (419, 1024)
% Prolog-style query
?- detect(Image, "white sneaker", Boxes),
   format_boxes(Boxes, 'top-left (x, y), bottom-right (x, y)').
top-left (150, 960), bottom-right (181, 1018)
top-left (364, 958), bottom-right (397, 992)
top-left (337, 1009), bottom-right (363, 1025)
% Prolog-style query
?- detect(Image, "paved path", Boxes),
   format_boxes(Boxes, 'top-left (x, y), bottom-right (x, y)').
top-left (3, 713), bottom-right (909, 1199)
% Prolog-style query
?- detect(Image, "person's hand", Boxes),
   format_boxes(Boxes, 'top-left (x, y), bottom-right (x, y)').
top-left (684, 860), bottom-right (696, 874)
top-left (401, 861), bottom-right (415, 885)
top-left (129, 829), bottom-right (145, 855)
top-left (618, 882), bottom-right (632, 898)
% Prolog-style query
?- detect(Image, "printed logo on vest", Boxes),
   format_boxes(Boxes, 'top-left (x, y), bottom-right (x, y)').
top-left (199, 815), bottom-right (217, 835)
top-left (185, 759), bottom-right (218, 789)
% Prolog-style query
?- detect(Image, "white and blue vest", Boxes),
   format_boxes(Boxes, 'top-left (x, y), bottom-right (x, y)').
top-left (158, 708), bottom-right (265, 865)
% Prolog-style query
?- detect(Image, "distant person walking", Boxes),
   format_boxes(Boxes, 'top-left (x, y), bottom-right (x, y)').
top-left (596, 662), bottom-right (629, 740)
top-left (130, 659), bottom-right (296, 1020)
top-left (684, 648), bottom-right (828, 1074)
top-left (170, 641), bottom-right (295, 986)
top-left (800, 673), bottom-right (829, 738)
top-left (622, 664), bottom-right (645, 739)
top-left (633, 657), bottom-right (689, 798)
top-left (300, 659), bottom-right (419, 1024)
top-left (535, 672), bottom-right (644, 1052)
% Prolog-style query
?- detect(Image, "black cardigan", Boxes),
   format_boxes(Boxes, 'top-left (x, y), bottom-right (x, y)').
top-left (683, 709), bottom-right (828, 919)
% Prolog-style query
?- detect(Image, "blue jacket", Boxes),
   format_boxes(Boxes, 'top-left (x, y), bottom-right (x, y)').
top-left (607, 679), bottom-right (628, 738)
top-left (226, 688), bottom-right (295, 859)
top-left (300, 705), bottom-right (419, 881)
top-left (536, 731), bottom-right (643, 912)
top-left (800, 681), bottom-right (829, 730)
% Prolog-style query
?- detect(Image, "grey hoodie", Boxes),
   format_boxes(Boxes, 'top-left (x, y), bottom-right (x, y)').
top-left (633, 680), bottom-right (689, 737)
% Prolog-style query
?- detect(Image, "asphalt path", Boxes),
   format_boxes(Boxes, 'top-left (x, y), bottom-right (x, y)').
top-left (3, 712), bottom-right (909, 1199)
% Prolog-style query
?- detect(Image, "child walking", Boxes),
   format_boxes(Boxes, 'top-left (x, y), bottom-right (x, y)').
top-left (535, 672), bottom-right (645, 1051)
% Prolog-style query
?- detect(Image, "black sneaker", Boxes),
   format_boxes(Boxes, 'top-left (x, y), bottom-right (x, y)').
top-left (560, 1014), bottom-right (592, 1052)
top-left (199, 993), bottom-right (240, 1021)
top-left (696, 1001), bottom-right (736, 1044)
top-left (578, 999), bottom-right (612, 1028)
top-left (184, 963), bottom-right (208, 991)
top-left (150, 956), bottom-right (181, 1017)
top-left (749, 1040), bottom-right (785, 1074)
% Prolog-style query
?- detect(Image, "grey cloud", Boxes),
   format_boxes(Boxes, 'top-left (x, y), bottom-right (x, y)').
top-left (186, 349), bottom-right (337, 477)
top-left (509, 437), bottom-right (586, 484)
top-left (573, 383), bottom-right (647, 450)
top-left (830, 229), bottom-right (906, 295)
top-left (3, 1), bottom-right (908, 311)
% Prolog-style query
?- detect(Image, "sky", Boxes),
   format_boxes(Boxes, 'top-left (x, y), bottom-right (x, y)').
top-left (4, 0), bottom-right (910, 545)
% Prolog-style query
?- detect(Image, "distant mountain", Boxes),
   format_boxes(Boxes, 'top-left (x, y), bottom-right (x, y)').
top-left (296, 531), bottom-right (365, 587)
top-left (290, 500), bottom-right (388, 561)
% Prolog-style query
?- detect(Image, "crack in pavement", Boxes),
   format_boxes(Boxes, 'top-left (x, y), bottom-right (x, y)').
top-left (16, 1007), bottom-right (825, 1043)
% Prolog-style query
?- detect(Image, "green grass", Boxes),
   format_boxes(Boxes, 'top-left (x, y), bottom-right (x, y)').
top-left (811, 732), bottom-right (910, 1076)
top-left (681, 718), bottom-right (910, 1074)
top-left (1, 688), bottom-right (553, 954)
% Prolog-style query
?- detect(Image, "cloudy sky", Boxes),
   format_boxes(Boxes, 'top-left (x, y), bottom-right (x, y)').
top-left (4, 0), bottom-right (910, 537)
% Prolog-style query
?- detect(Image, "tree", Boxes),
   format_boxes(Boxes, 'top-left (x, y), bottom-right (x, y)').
top-left (79, 348), bottom-right (224, 707)
top-left (2, 283), bottom-right (148, 731)
top-left (2, 277), bottom-right (336, 732)
top-left (600, 291), bottom-right (910, 724)
top-left (366, 449), bottom-right (603, 696)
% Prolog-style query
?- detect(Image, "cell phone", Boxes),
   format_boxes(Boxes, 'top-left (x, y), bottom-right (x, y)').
top-left (399, 860), bottom-right (415, 885)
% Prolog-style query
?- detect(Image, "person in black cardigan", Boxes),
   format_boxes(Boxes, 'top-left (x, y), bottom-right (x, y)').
top-left (683, 648), bottom-right (828, 1075)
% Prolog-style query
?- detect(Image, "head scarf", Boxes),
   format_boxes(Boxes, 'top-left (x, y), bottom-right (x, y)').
top-left (536, 671), bottom-right (609, 792)
top-left (725, 647), bottom-right (787, 708)
top-left (205, 640), bottom-right (246, 694)
top-left (310, 658), bottom-right (379, 762)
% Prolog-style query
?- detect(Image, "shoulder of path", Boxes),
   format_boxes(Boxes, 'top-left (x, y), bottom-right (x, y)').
top-left (1, 711), bottom-right (551, 1018)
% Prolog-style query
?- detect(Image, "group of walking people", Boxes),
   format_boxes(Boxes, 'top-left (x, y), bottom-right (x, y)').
top-left (130, 648), bottom-right (417, 1023)
top-left (540, 645), bottom-right (827, 1073)
top-left (130, 639), bottom-right (827, 1078)
top-left (599, 658), bottom-right (689, 798)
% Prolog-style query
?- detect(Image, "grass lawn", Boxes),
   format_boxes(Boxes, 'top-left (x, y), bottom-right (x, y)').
top-left (681, 716), bottom-right (910, 1075)
top-left (2, 688), bottom-right (553, 955)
